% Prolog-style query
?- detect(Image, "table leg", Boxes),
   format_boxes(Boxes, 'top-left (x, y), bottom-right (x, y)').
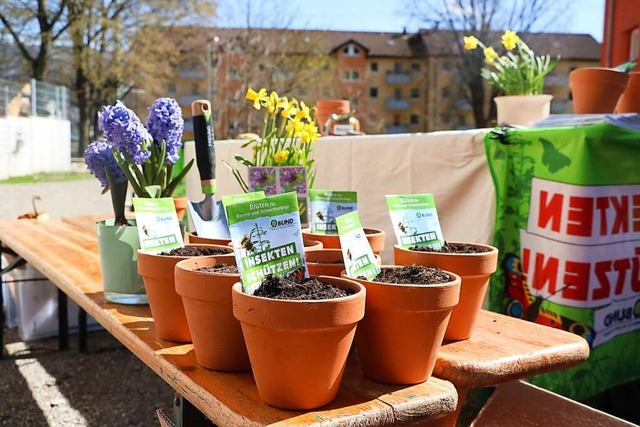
top-left (78, 308), bottom-right (87, 352)
top-left (57, 289), bottom-right (69, 351)
top-left (172, 394), bottom-right (213, 426)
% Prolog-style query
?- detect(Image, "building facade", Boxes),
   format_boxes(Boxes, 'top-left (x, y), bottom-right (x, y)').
top-left (602, 0), bottom-right (640, 69)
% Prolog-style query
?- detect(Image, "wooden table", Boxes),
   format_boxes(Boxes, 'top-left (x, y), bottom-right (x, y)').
top-left (0, 219), bottom-right (458, 426)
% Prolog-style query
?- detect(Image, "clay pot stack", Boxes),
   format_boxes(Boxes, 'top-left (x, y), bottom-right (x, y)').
top-left (315, 99), bottom-right (350, 135)
top-left (569, 67), bottom-right (629, 114)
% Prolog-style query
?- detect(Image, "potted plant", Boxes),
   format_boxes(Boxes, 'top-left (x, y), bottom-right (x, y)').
top-left (569, 63), bottom-right (634, 114)
top-left (174, 257), bottom-right (250, 371)
top-left (223, 88), bottom-right (320, 224)
top-left (232, 274), bottom-right (365, 410)
top-left (394, 242), bottom-right (498, 341)
top-left (463, 31), bottom-right (558, 126)
top-left (85, 98), bottom-right (193, 304)
top-left (346, 265), bottom-right (460, 384)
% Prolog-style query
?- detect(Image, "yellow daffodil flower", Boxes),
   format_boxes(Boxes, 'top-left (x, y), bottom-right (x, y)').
top-left (300, 123), bottom-right (320, 143)
top-left (501, 30), bottom-right (519, 51)
top-left (484, 47), bottom-right (498, 65)
top-left (463, 36), bottom-right (479, 50)
top-left (295, 101), bottom-right (312, 122)
top-left (274, 150), bottom-right (289, 164)
top-left (245, 88), bottom-right (268, 110)
top-left (278, 97), bottom-right (298, 118)
top-left (266, 91), bottom-right (279, 114)
top-left (286, 119), bottom-right (305, 135)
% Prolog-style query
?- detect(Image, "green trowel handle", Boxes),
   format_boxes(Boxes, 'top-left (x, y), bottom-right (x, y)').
top-left (192, 100), bottom-right (216, 195)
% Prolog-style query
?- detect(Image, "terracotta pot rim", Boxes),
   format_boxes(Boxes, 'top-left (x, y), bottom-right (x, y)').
top-left (175, 257), bottom-right (238, 277)
top-left (345, 266), bottom-right (461, 289)
top-left (394, 242), bottom-right (497, 257)
top-left (137, 245), bottom-right (232, 259)
top-left (231, 276), bottom-right (364, 305)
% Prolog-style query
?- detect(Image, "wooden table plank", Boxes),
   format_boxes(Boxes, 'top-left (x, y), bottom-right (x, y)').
top-left (434, 310), bottom-right (590, 389)
top-left (0, 219), bottom-right (458, 426)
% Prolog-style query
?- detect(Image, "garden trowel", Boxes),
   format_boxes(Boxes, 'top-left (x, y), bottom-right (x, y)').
top-left (187, 100), bottom-right (230, 238)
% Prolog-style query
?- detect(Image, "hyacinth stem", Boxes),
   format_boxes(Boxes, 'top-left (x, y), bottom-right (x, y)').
top-left (105, 167), bottom-right (129, 226)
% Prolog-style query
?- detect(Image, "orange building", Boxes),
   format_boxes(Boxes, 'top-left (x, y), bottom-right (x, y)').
top-left (602, 0), bottom-right (640, 69)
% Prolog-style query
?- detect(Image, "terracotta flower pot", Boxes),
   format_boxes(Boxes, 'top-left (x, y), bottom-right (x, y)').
top-left (302, 228), bottom-right (385, 255)
top-left (226, 237), bottom-right (322, 252)
top-left (137, 244), bottom-right (232, 342)
top-left (615, 72), bottom-right (640, 113)
top-left (569, 67), bottom-right (629, 114)
top-left (346, 267), bottom-right (460, 385)
top-left (315, 99), bottom-right (350, 134)
top-left (394, 243), bottom-right (498, 341)
top-left (305, 248), bottom-right (381, 277)
top-left (172, 196), bottom-right (188, 221)
top-left (186, 232), bottom-right (231, 246)
top-left (174, 257), bottom-right (250, 371)
top-left (232, 276), bottom-right (365, 410)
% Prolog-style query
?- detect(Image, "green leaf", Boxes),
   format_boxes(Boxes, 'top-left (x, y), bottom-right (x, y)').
top-left (613, 60), bottom-right (637, 73)
top-left (233, 154), bottom-right (255, 167)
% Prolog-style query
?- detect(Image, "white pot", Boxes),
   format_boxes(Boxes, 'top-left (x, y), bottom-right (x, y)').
top-left (494, 94), bottom-right (553, 127)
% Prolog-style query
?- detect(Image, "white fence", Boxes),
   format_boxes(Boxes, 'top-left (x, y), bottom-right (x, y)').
top-left (0, 116), bottom-right (71, 180)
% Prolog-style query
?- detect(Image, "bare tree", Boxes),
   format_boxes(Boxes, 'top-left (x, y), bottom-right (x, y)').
top-left (67, 0), bottom-right (216, 154)
top-left (407, 0), bottom-right (569, 127)
top-left (0, 0), bottom-right (70, 80)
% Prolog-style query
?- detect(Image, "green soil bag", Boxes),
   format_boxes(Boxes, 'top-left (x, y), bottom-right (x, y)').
top-left (484, 123), bottom-right (640, 399)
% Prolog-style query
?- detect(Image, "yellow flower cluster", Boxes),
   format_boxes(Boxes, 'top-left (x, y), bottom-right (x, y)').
top-left (463, 30), bottom-right (520, 64)
top-left (461, 30), bottom-right (557, 96)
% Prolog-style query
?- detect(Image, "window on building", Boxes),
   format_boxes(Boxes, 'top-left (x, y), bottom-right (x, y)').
top-left (394, 62), bottom-right (402, 73)
top-left (411, 88), bottom-right (420, 98)
top-left (394, 88), bottom-right (402, 99)
top-left (410, 63), bottom-right (421, 73)
top-left (166, 83), bottom-right (176, 93)
top-left (370, 87), bottom-right (378, 98)
top-left (393, 114), bottom-right (401, 125)
top-left (371, 62), bottom-right (378, 72)
top-left (342, 43), bottom-right (361, 57)
top-left (410, 114), bottom-right (419, 124)
top-left (191, 84), bottom-right (199, 95)
top-left (441, 87), bottom-right (450, 98)
top-left (630, 28), bottom-right (640, 61)
top-left (343, 70), bottom-right (360, 82)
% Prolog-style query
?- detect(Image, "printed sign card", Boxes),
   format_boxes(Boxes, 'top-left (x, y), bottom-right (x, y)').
top-left (386, 193), bottom-right (445, 250)
top-left (336, 210), bottom-right (380, 280)
top-left (309, 189), bottom-right (357, 234)
top-left (133, 197), bottom-right (184, 253)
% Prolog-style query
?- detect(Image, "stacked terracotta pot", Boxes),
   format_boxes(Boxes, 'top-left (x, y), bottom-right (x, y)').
top-left (315, 99), bottom-right (350, 135)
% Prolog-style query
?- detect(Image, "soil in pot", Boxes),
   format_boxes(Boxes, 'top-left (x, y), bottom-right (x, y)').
top-left (159, 246), bottom-right (231, 256)
top-left (195, 263), bottom-right (239, 274)
top-left (409, 242), bottom-right (492, 254)
top-left (254, 274), bottom-right (353, 300)
top-left (349, 264), bottom-right (460, 385)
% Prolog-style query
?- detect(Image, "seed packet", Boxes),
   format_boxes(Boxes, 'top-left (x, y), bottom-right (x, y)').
top-left (133, 197), bottom-right (184, 254)
top-left (336, 210), bottom-right (380, 280)
top-left (226, 192), bottom-right (308, 294)
top-left (309, 189), bottom-right (357, 234)
top-left (386, 193), bottom-right (445, 250)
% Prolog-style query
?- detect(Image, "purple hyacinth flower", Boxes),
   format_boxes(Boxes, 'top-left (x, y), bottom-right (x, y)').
top-left (98, 100), bottom-right (152, 165)
top-left (147, 97), bottom-right (184, 164)
top-left (84, 140), bottom-right (127, 188)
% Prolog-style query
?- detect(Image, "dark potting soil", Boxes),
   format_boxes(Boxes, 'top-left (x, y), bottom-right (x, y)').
top-left (159, 246), bottom-right (230, 256)
top-left (409, 242), bottom-right (491, 254)
top-left (253, 274), bottom-right (353, 300)
top-left (195, 263), bottom-right (239, 274)
top-left (363, 228), bottom-right (379, 235)
top-left (372, 264), bottom-right (452, 285)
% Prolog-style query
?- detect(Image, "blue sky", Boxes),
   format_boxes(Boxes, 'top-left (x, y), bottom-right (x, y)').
top-left (217, 0), bottom-right (605, 42)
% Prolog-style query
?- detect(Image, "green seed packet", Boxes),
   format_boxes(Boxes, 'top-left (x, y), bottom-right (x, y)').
top-left (226, 192), bottom-right (308, 294)
top-left (133, 197), bottom-right (184, 254)
top-left (309, 189), bottom-right (358, 235)
top-left (336, 210), bottom-right (380, 280)
top-left (221, 191), bottom-right (265, 209)
top-left (386, 193), bottom-right (445, 250)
